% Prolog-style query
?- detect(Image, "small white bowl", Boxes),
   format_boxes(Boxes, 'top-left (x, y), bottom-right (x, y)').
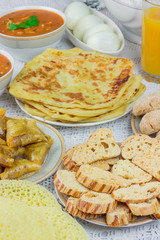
top-left (104, 0), bottom-right (142, 45)
top-left (0, 50), bottom-right (14, 96)
top-left (0, 6), bottom-right (66, 61)
top-left (65, 7), bottom-right (125, 56)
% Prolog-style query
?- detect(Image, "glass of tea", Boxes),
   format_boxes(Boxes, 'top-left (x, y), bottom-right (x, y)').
top-left (141, 0), bottom-right (160, 77)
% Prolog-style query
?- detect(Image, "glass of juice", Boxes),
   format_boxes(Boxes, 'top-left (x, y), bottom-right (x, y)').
top-left (141, 0), bottom-right (160, 77)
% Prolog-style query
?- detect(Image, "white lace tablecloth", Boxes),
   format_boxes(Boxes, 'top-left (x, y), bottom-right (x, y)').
top-left (0, 1), bottom-right (160, 239)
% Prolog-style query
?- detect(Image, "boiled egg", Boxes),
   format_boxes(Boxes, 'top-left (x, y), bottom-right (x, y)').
top-left (86, 31), bottom-right (120, 51)
top-left (64, 1), bottom-right (90, 30)
top-left (83, 23), bottom-right (114, 43)
top-left (73, 14), bottom-right (103, 41)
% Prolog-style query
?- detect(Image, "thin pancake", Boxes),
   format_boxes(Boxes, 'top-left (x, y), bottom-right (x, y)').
top-left (9, 48), bottom-right (134, 109)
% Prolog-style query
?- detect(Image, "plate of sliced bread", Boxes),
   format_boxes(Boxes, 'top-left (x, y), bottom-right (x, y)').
top-left (53, 128), bottom-right (160, 227)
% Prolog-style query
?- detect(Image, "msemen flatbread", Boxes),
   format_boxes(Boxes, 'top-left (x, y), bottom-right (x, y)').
top-left (9, 47), bottom-right (145, 123)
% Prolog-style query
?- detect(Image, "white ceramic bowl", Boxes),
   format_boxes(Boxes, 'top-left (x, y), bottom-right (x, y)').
top-left (104, 0), bottom-right (142, 45)
top-left (0, 6), bottom-right (66, 61)
top-left (65, 7), bottom-right (125, 56)
top-left (0, 50), bottom-right (14, 96)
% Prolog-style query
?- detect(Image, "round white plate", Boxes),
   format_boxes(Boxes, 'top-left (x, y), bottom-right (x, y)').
top-left (54, 165), bottom-right (154, 228)
top-left (10, 117), bottom-right (65, 183)
top-left (15, 98), bottom-right (134, 127)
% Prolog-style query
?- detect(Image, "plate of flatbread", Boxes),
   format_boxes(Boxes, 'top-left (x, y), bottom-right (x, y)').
top-left (0, 109), bottom-right (65, 183)
top-left (9, 47), bottom-right (146, 127)
top-left (53, 128), bottom-right (160, 227)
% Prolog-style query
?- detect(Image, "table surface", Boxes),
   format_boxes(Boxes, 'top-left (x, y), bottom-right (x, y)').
top-left (0, 1), bottom-right (160, 239)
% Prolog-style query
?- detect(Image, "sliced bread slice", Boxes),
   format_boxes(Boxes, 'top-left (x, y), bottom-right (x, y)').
top-left (89, 128), bottom-right (115, 141)
top-left (53, 170), bottom-right (88, 198)
top-left (72, 138), bottom-right (120, 166)
top-left (76, 164), bottom-right (130, 193)
top-left (132, 154), bottom-right (160, 181)
top-left (112, 182), bottom-right (160, 203)
top-left (111, 159), bottom-right (152, 184)
top-left (105, 157), bottom-right (119, 166)
top-left (90, 160), bottom-right (110, 171)
top-left (78, 191), bottom-right (117, 214)
top-left (65, 197), bottom-right (101, 219)
top-left (128, 198), bottom-right (159, 216)
top-left (121, 134), bottom-right (159, 159)
top-left (62, 146), bottom-right (79, 172)
top-left (106, 203), bottom-right (135, 227)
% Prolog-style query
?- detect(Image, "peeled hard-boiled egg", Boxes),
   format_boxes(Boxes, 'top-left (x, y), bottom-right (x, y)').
top-left (83, 23), bottom-right (114, 43)
top-left (64, 1), bottom-right (90, 30)
top-left (73, 14), bottom-right (103, 41)
top-left (86, 31), bottom-right (120, 51)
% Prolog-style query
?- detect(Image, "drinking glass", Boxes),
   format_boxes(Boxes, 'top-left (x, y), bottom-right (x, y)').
top-left (141, 0), bottom-right (160, 77)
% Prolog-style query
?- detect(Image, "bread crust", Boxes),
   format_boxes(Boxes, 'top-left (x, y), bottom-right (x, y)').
top-left (62, 146), bottom-right (79, 172)
top-left (106, 203), bottom-right (135, 227)
top-left (76, 164), bottom-right (130, 193)
top-left (53, 170), bottom-right (88, 197)
top-left (65, 197), bottom-right (101, 219)
top-left (128, 198), bottom-right (159, 216)
top-left (78, 192), bottom-right (117, 214)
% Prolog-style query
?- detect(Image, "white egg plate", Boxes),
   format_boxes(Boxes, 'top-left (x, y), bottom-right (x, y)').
top-left (65, 7), bottom-right (125, 56)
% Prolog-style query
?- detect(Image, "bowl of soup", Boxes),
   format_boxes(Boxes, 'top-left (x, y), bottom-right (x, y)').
top-left (0, 6), bottom-right (66, 61)
top-left (0, 50), bottom-right (14, 95)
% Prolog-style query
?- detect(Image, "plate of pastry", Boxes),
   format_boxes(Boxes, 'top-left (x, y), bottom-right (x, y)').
top-left (53, 128), bottom-right (160, 227)
top-left (9, 47), bottom-right (146, 127)
top-left (0, 108), bottom-right (65, 183)
top-left (132, 89), bottom-right (160, 139)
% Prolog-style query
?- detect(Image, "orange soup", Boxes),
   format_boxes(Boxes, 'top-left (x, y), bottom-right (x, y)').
top-left (0, 9), bottom-right (64, 37)
top-left (0, 54), bottom-right (12, 77)
top-left (141, 7), bottom-right (160, 76)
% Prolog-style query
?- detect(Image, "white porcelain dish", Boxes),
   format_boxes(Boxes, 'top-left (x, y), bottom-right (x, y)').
top-left (15, 98), bottom-right (134, 127)
top-left (104, 0), bottom-right (142, 44)
top-left (65, 7), bottom-right (125, 56)
top-left (55, 164), bottom-right (154, 228)
top-left (10, 117), bottom-right (65, 183)
top-left (0, 49), bottom-right (14, 96)
top-left (0, 6), bottom-right (66, 61)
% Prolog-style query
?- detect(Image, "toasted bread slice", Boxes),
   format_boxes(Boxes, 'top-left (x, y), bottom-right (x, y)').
top-left (121, 134), bottom-right (159, 159)
top-left (89, 128), bottom-right (115, 141)
top-left (72, 138), bottom-right (120, 166)
top-left (106, 203), bottom-right (135, 227)
top-left (90, 160), bottom-right (110, 171)
top-left (112, 182), bottom-right (160, 203)
top-left (78, 191), bottom-right (117, 214)
top-left (132, 154), bottom-right (160, 181)
top-left (65, 197), bottom-right (101, 219)
top-left (111, 159), bottom-right (152, 184)
top-left (62, 146), bottom-right (79, 172)
top-left (76, 164), bottom-right (130, 193)
top-left (128, 198), bottom-right (159, 216)
top-left (53, 170), bottom-right (88, 197)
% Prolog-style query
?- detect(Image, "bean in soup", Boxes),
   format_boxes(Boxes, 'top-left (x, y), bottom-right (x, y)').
top-left (0, 9), bottom-right (64, 37)
top-left (0, 54), bottom-right (12, 77)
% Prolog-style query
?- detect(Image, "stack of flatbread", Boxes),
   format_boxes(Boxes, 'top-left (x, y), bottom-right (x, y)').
top-left (9, 48), bottom-right (145, 123)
